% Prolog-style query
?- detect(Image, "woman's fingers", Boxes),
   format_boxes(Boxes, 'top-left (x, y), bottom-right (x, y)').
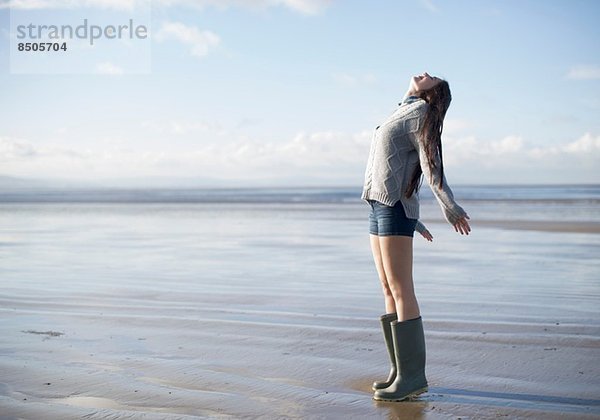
top-left (421, 230), bottom-right (433, 242)
top-left (455, 221), bottom-right (463, 234)
top-left (454, 217), bottom-right (471, 235)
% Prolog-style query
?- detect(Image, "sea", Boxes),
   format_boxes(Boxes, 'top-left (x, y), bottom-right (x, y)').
top-left (1, 183), bottom-right (598, 304)
top-left (1, 184), bottom-right (599, 221)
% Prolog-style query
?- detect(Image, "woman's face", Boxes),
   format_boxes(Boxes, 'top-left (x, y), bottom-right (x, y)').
top-left (410, 72), bottom-right (442, 92)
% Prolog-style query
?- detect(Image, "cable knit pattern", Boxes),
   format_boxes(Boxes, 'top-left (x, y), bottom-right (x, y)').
top-left (361, 96), bottom-right (467, 225)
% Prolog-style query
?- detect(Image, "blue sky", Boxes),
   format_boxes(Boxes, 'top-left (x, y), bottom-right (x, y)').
top-left (0, 0), bottom-right (599, 187)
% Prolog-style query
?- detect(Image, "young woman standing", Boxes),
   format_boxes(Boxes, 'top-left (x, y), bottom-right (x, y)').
top-left (361, 72), bottom-right (472, 402)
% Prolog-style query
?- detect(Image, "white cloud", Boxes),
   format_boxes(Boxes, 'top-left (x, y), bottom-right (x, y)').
top-left (529, 133), bottom-right (600, 158)
top-left (443, 132), bottom-right (599, 167)
top-left (95, 61), bottom-right (124, 75)
top-left (492, 135), bottom-right (523, 153)
top-left (276, 0), bottom-right (331, 15)
top-left (155, 21), bottom-right (220, 58)
top-left (156, 0), bottom-right (331, 15)
top-left (170, 120), bottom-right (227, 136)
top-left (0, 136), bottom-right (38, 159)
top-left (420, 0), bottom-right (439, 13)
top-left (0, 130), bottom-right (370, 181)
top-left (2, 132), bottom-right (598, 184)
top-left (139, 119), bottom-right (229, 137)
top-left (0, 136), bottom-right (87, 163)
top-left (1, 0), bottom-right (332, 14)
top-left (566, 65), bottom-right (600, 80)
top-left (437, 133), bottom-right (600, 183)
top-left (563, 133), bottom-right (600, 153)
top-left (442, 134), bottom-right (523, 165)
top-left (0, 0), bottom-right (142, 10)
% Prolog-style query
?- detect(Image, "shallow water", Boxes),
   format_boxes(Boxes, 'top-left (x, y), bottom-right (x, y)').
top-left (0, 199), bottom-right (599, 419)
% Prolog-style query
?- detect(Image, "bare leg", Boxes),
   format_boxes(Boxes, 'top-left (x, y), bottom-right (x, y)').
top-left (369, 234), bottom-right (395, 313)
top-left (378, 235), bottom-right (420, 321)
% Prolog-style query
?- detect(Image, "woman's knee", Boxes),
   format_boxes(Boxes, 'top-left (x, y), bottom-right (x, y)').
top-left (386, 276), bottom-right (415, 299)
top-left (382, 285), bottom-right (394, 300)
top-left (379, 276), bottom-right (393, 297)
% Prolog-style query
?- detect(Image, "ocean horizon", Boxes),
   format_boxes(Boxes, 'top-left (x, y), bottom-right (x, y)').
top-left (2, 183), bottom-right (599, 202)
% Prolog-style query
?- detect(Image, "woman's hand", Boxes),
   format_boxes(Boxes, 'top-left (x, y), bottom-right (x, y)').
top-left (453, 214), bottom-right (471, 235)
top-left (419, 228), bottom-right (433, 242)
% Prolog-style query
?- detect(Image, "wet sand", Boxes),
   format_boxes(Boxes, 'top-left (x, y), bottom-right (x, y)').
top-left (469, 219), bottom-right (600, 234)
top-left (0, 293), bottom-right (598, 419)
top-left (0, 203), bottom-right (599, 419)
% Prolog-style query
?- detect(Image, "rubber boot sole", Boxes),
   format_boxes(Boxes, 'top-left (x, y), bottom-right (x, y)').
top-left (372, 386), bottom-right (428, 402)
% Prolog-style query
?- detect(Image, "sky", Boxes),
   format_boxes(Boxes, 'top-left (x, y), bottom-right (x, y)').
top-left (0, 0), bottom-right (599, 187)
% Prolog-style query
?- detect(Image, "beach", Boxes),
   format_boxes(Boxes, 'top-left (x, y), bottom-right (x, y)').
top-left (0, 186), bottom-right (599, 419)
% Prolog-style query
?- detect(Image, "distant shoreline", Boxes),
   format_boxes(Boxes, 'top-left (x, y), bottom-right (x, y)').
top-left (451, 219), bottom-right (600, 234)
top-left (1, 185), bottom-right (600, 204)
top-left (1, 174), bottom-right (599, 191)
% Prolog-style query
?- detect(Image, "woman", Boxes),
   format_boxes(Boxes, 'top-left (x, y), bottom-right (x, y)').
top-left (361, 72), bottom-right (471, 402)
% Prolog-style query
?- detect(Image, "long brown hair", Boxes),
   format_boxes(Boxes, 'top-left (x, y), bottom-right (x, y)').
top-left (405, 79), bottom-right (452, 198)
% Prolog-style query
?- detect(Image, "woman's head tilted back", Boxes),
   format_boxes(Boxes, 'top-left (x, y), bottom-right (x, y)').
top-left (412, 74), bottom-right (452, 119)
top-left (405, 72), bottom-right (452, 198)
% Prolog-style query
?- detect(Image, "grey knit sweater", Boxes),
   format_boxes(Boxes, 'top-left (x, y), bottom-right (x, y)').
top-left (361, 95), bottom-right (467, 226)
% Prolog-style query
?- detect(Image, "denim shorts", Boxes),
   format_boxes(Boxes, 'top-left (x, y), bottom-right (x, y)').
top-left (368, 199), bottom-right (418, 237)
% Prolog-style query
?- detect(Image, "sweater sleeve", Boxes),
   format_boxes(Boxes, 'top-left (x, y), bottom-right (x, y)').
top-left (411, 110), bottom-right (467, 225)
top-left (415, 220), bottom-right (427, 234)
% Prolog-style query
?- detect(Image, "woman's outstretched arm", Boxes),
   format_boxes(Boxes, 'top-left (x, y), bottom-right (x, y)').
top-left (410, 117), bottom-right (470, 231)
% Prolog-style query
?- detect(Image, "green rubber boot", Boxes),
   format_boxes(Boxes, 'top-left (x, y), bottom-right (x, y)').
top-left (372, 313), bottom-right (398, 391)
top-left (373, 316), bottom-right (428, 402)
